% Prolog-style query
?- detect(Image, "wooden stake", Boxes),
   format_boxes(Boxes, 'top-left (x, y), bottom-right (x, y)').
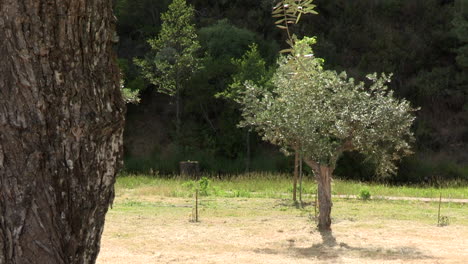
top-left (293, 150), bottom-right (299, 202)
top-left (314, 188), bottom-right (318, 224)
top-left (195, 189), bottom-right (199, 222)
top-left (299, 152), bottom-right (303, 205)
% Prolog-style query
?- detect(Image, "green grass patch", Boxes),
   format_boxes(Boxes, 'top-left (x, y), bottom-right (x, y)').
top-left (109, 195), bottom-right (468, 227)
top-left (330, 198), bottom-right (467, 225)
top-left (332, 180), bottom-right (468, 199)
top-left (116, 173), bottom-right (468, 199)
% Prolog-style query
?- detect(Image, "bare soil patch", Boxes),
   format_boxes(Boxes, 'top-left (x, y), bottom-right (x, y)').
top-left (97, 197), bottom-right (467, 264)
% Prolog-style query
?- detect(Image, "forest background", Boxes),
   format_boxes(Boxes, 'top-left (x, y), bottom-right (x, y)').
top-left (115, 0), bottom-right (468, 184)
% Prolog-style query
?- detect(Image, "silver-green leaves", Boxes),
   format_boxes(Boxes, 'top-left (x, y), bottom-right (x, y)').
top-left (272, 0), bottom-right (318, 53)
top-left (238, 38), bottom-right (417, 176)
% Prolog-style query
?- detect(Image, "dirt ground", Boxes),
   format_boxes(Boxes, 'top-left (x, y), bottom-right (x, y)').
top-left (97, 197), bottom-right (467, 264)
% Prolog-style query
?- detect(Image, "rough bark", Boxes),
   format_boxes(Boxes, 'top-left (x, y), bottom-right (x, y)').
top-left (304, 159), bottom-right (333, 231)
top-left (0, 0), bottom-right (125, 263)
top-left (316, 165), bottom-right (333, 231)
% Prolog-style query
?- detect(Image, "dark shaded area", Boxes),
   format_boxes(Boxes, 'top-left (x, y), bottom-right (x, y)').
top-left (115, 0), bottom-right (468, 183)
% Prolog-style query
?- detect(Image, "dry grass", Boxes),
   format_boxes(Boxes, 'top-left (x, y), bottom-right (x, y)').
top-left (97, 195), bottom-right (467, 264)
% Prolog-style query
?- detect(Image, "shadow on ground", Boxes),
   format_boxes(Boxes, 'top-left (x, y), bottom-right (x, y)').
top-left (254, 230), bottom-right (433, 261)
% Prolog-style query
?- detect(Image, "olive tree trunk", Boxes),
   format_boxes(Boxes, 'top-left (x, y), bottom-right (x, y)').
top-left (0, 1), bottom-right (125, 263)
top-left (316, 165), bottom-right (333, 230)
top-left (304, 159), bottom-right (333, 231)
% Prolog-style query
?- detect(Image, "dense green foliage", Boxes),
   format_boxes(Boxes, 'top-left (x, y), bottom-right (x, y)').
top-left (239, 38), bottom-right (416, 176)
top-left (304, 0), bottom-right (467, 155)
top-left (221, 44), bottom-right (273, 101)
top-left (134, 0), bottom-right (200, 97)
top-left (134, 0), bottom-right (200, 135)
top-left (115, 0), bottom-right (468, 183)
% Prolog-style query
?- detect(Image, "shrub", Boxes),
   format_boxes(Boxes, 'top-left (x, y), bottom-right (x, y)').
top-left (182, 177), bottom-right (211, 196)
top-left (198, 177), bottom-right (211, 196)
top-left (359, 188), bottom-right (371, 200)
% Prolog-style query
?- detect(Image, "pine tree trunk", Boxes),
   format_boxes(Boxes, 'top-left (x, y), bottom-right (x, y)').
top-left (316, 165), bottom-right (333, 231)
top-left (0, 1), bottom-right (125, 263)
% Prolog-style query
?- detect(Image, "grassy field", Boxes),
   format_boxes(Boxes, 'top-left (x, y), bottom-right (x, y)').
top-left (97, 174), bottom-right (468, 264)
top-left (115, 173), bottom-right (468, 199)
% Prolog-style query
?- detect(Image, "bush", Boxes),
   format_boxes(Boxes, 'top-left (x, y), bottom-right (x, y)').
top-left (198, 177), bottom-right (211, 196)
top-left (182, 177), bottom-right (211, 196)
top-left (359, 188), bottom-right (371, 200)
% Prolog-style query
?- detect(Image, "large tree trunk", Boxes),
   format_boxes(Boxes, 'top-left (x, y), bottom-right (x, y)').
top-left (0, 1), bottom-right (125, 263)
top-left (304, 159), bottom-right (333, 231)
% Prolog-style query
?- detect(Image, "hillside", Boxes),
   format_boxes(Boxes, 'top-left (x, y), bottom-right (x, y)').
top-left (116, 0), bottom-right (468, 182)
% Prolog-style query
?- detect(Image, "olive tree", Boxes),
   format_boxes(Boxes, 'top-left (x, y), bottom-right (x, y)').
top-left (238, 38), bottom-right (417, 231)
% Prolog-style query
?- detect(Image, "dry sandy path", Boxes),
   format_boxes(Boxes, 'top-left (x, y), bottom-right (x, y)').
top-left (97, 197), bottom-right (467, 264)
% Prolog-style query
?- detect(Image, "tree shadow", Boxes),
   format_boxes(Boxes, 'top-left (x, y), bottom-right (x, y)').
top-left (254, 230), bottom-right (433, 261)
top-left (318, 230), bottom-right (337, 247)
